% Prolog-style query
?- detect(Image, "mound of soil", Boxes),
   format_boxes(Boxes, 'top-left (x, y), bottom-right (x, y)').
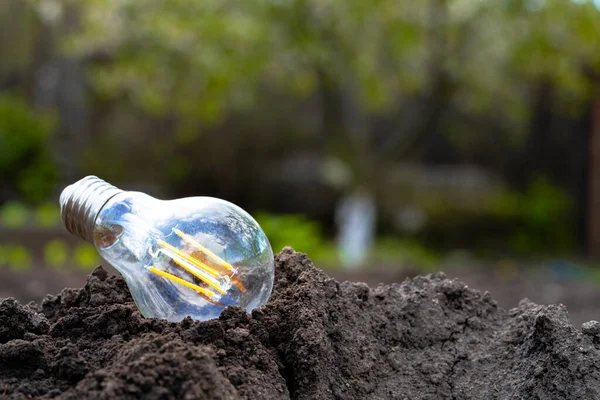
top-left (1, 248), bottom-right (599, 399)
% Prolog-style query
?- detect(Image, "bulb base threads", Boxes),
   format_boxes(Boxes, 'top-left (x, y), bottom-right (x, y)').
top-left (60, 176), bottom-right (123, 242)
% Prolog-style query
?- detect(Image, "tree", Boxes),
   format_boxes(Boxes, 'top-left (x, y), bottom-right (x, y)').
top-left (55, 0), bottom-right (599, 173)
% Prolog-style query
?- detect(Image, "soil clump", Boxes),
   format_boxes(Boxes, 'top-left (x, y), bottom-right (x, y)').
top-left (1, 248), bottom-right (599, 399)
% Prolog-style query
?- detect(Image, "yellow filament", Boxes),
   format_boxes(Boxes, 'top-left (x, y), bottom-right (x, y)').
top-left (198, 292), bottom-right (225, 307)
top-left (173, 229), bottom-right (234, 271)
top-left (152, 230), bottom-right (247, 299)
top-left (148, 266), bottom-right (215, 297)
top-left (186, 249), bottom-right (247, 293)
top-left (172, 229), bottom-right (246, 292)
top-left (170, 256), bottom-right (227, 295)
top-left (157, 240), bottom-right (227, 295)
top-left (158, 239), bottom-right (221, 277)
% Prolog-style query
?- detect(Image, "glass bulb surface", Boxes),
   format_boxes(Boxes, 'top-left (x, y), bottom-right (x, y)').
top-left (61, 178), bottom-right (274, 322)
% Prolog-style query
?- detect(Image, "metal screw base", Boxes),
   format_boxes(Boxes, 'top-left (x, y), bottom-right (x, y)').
top-left (59, 176), bottom-right (123, 242)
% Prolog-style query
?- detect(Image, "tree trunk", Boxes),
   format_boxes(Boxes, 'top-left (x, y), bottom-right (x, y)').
top-left (588, 98), bottom-right (600, 258)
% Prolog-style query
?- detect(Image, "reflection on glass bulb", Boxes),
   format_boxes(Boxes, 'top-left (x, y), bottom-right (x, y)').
top-left (59, 176), bottom-right (274, 322)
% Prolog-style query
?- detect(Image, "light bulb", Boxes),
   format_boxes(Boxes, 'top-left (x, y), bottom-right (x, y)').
top-left (59, 176), bottom-right (274, 322)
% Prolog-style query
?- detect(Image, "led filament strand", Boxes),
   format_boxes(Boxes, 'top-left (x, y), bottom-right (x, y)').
top-left (148, 228), bottom-right (246, 301)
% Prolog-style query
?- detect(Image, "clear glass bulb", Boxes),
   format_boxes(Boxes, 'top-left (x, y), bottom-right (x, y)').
top-left (59, 176), bottom-right (274, 322)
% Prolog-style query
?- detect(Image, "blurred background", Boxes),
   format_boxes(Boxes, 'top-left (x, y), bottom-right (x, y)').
top-left (1, 0), bottom-right (600, 324)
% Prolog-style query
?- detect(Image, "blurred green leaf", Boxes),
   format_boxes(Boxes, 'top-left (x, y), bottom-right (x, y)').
top-left (0, 245), bottom-right (7, 267)
top-left (34, 202), bottom-right (61, 228)
top-left (0, 94), bottom-right (57, 203)
top-left (375, 237), bottom-right (439, 269)
top-left (44, 239), bottom-right (69, 269)
top-left (8, 245), bottom-right (32, 270)
top-left (0, 202), bottom-right (29, 228)
top-left (72, 243), bottom-right (101, 271)
top-left (255, 212), bottom-right (335, 262)
top-left (17, 154), bottom-right (59, 203)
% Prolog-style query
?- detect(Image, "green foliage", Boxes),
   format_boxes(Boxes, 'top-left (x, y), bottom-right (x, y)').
top-left (17, 154), bottom-right (59, 203)
top-left (0, 201), bottom-right (29, 228)
top-left (374, 237), bottom-right (440, 270)
top-left (72, 242), bottom-right (101, 271)
top-left (66, 0), bottom-right (600, 135)
top-left (502, 178), bottom-right (576, 256)
top-left (420, 177), bottom-right (577, 257)
top-left (34, 202), bottom-right (62, 228)
top-left (0, 245), bottom-right (33, 270)
top-left (0, 1), bottom-right (39, 74)
top-left (0, 202), bottom-right (63, 229)
top-left (0, 94), bottom-right (57, 202)
top-left (65, 0), bottom-right (428, 121)
top-left (0, 202), bottom-right (62, 229)
top-left (0, 245), bottom-right (6, 266)
top-left (255, 212), bottom-right (335, 261)
top-left (44, 239), bottom-right (69, 269)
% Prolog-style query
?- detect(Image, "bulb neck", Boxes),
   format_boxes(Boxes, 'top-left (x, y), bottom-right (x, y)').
top-left (60, 176), bottom-right (123, 242)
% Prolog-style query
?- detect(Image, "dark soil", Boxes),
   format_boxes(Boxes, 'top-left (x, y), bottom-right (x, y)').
top-left (1, 248), bottom-right (599, 399)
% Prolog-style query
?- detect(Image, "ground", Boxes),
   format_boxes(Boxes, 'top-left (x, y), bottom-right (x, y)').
top-left (0, 249), bottom-right (599, 399)
top-left (1, 258), bottom-right (598, 327)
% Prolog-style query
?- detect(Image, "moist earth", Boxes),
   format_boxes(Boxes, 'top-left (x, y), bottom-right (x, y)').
top-left (0, 248), bottom-right (599, 399)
